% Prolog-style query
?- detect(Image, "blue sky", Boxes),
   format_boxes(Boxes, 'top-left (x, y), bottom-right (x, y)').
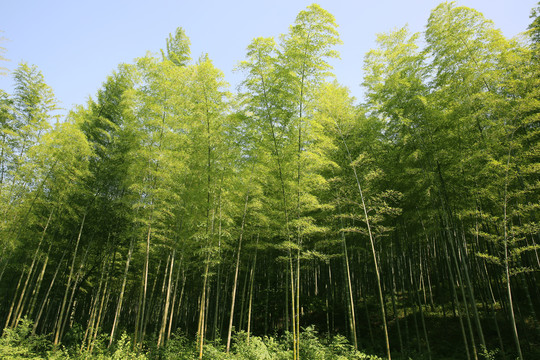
top-left (0, 0), bottom-right (537, 116)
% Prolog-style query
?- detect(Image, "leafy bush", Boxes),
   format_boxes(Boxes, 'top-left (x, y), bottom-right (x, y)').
top-left (232, 331), bottom-right (273, 360)
top-left (261, 335), bottom-right (291, 360)
top-left (299, 326), bottom-right (330, 359)
top-left (160, 333), bottom-right (197, 360)
top-left (0, 322), bottom-right (382, 360)
top-left (0, 318), bottom-right (49, 359)
top-left (479, 346), bottom-right (499, 360)
top-left (109, 332), bottom-right (147, 360)
top-left (299, 326), bottom-right (383, 360)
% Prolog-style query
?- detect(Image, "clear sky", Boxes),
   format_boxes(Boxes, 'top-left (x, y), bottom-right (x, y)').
top-left (0, 0), bottom-right (537, 116)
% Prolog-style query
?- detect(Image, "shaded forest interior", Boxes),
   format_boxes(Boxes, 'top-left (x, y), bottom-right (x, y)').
top-left (1, 2), bottom-right (539, 359)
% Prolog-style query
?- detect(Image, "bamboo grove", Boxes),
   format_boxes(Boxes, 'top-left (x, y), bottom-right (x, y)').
top-left (1, 3), bottom-right (539, 359)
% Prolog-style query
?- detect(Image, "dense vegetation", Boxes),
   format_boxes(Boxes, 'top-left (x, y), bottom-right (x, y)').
top-left (1, 2), bottom-right (539, 359)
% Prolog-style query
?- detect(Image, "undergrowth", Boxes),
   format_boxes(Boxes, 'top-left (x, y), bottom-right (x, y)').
top-left (1, 320), bottom-right (382, 360)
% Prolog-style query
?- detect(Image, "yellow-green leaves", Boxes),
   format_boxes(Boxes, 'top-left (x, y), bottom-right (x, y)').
top-left (282, 4), bottom-right (342, 81)
top-left (425, 2), bottom-right (508, 92)
top-left (162, 27), bottom-right (191, 67)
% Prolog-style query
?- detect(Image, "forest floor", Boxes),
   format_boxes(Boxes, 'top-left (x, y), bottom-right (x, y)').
top-left (1, 310), bottom-right (538, 360)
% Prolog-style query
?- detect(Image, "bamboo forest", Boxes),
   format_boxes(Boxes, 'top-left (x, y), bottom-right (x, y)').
top-left (0, 2), bottom-right (539, 359)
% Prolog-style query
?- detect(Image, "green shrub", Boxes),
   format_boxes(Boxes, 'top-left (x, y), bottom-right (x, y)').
top-left (261, 335), bottom-right (291, 360)
top-left (110, 332), bottom-right (146, 360)
top-left (232, 331), bottom-right (273, 360)
top-left (201, 341), bottom-right (228, 360)
top-left (161, 333), bottom-right (197, 360)
top-left (0, 322), bottom-right (383, 360)
top-left (0, 318), bottom-right (49, 359)
top-left (299, 326), bottom-right (330, 360)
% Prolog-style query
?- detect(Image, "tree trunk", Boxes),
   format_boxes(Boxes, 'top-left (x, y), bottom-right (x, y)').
top-left (54, 212), bottom-right (86, 346)
top-left (226, 190), bottom-right (250, 352)
top-left (134, 223), bottom-right (152, 349)
top-left (158, 249), bottom-right (175, 347)
top-left (27, 244), bottom-right (51, 319)
top-left (246, 234), bottom-right (258, 344)
top-left (32, 251), bottom-right (66, 335)
top-left (503, 151), bottom-right (524, 360)
top-left (167, 261), bottom-right (184, 341)
top-left (109, 238), bottom-right (134, 347)
top-left (198, 259), bottom-right (210, 360)
top-left (89, 251), bottom-right (113, 354)
top-left (10, 209), bottom-right (53, 328)
top-left (335, 121), bottom-right (391, 360)
top-left (341, 226), bottom-right (358, 349)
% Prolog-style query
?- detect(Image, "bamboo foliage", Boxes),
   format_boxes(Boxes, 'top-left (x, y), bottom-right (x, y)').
top-left (0, 4), bottom-right (539, 360)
